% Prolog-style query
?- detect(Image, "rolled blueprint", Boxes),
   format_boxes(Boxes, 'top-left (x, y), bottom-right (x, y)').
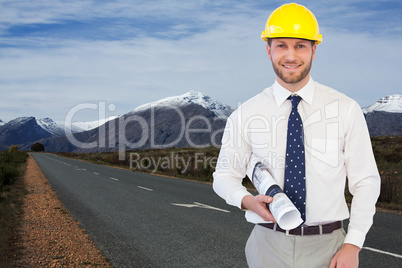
top-left (247, 160), bottom-right (303, 230)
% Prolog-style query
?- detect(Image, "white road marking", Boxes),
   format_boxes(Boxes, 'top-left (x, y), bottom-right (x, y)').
top-left (43, 155), bottom-right (71, 166)
top-left (93, 172), bottom-right (99, 175)
top-left (363, 247), bottom-right (402, 259)
top-left (137, 186), bottom-right (154, 191)
top-left (171, 202), bottom-right (230, 213)
top-left (76, 168), bottom-right (87, 171)
top-left (109, 177), bottom-right (119, 181)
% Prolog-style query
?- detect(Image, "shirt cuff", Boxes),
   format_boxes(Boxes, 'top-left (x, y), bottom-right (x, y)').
top-left (233, 189), bottom-right (252, 209)
top-left (343, 228), bottom-right (366, 249)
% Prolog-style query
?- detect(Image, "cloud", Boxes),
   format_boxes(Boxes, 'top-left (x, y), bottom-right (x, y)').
top-left (312, 29), bottom-right (402, 106)
top-left (0, 0), bottom-right (401, 122)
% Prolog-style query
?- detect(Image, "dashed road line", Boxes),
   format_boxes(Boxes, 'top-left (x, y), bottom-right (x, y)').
top-left (363, 247), bottom-right (402, 259)
top-left (109, 177), bottom-right (119, 181)
top-left (93, 172), bottom-right (99, 175)
top-left (137, 186), bottom-right (153, 191)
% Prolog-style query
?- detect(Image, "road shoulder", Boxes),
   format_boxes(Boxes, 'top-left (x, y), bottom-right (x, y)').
top-left (10, 155), bottom-right (114, 267)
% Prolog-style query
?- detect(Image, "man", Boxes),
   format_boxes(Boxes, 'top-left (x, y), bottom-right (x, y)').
top-left (213, 3), bottom-right (380, 268)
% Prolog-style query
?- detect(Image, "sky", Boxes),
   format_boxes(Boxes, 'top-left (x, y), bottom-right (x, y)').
top-left (0, 0), bottom-right (401, 123)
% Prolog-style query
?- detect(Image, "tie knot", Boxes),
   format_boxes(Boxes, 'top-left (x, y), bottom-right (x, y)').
top-left (288, 95), bottom-right (302, 109)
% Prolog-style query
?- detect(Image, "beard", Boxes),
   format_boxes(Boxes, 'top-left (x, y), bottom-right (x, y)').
top-left (272, 57), bottom-right (313, 84)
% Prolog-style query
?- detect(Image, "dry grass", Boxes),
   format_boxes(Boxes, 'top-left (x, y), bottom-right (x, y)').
top-left (0, 159), bottom-right (27, 267)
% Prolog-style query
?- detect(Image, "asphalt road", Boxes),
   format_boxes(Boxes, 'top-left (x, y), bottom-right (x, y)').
top-left (31, 153), bottom-right (402, 268)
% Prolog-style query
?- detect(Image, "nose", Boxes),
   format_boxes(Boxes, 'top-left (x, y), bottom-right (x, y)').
top-left (285, 47), bottom-right (297, 62)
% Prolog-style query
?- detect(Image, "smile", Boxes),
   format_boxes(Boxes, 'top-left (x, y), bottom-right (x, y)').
top-left (283, 65), bottom-right (300, 69)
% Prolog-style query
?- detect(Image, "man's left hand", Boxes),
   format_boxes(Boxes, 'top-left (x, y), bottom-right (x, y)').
top-left (329, 243), bottom-right (360, 268)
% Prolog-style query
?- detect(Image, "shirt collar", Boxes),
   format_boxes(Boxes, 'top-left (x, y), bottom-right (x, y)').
top-left (273, 77), bottom-right (315, 107)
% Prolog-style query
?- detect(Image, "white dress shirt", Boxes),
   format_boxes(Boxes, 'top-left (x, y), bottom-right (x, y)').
top-left (213, 77), bottom-right (381, 248)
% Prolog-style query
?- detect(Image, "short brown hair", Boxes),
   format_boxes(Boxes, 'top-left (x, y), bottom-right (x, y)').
top-left (267, 38), bottom-right (315, 47)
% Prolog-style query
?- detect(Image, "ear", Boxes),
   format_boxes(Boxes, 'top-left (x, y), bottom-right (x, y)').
top-left (312, 43), bottom-right (317, 61)
top-left (266, 43), bottom-right (272, 60)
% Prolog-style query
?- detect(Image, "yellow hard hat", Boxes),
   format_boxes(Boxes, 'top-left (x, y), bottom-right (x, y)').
top-left (261, 3), bottom-right (322, 44)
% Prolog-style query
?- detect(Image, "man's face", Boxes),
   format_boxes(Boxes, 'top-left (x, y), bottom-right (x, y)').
top-left (267, 38), bottom-right (316, 90)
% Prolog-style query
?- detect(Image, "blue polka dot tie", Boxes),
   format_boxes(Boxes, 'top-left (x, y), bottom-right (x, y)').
top-left (284, 95), bottom-right (306, 223)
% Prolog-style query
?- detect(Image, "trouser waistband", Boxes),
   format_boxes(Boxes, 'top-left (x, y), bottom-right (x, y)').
top-left (258, 221), bottom-right (343, 236)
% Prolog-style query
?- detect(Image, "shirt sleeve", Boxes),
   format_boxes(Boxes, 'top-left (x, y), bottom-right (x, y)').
top-left (212, 110), bottom-right (253, 209)
top-left (342, 101), bottom-right (381, 248)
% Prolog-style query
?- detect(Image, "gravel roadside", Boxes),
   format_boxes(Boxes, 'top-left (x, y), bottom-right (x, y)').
top-left (11, 156), bottom-right (114, 267)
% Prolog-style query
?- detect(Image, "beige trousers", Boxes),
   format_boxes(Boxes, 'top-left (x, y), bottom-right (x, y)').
top-left (245, 224), bottom-right (346, 268)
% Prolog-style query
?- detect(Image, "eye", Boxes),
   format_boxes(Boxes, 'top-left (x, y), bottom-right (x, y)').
top-left (297, 44), bottom-right (305, 48)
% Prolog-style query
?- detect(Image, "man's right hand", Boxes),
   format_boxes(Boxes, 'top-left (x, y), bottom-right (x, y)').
top-left (241, 195), bottom-right (276, 222)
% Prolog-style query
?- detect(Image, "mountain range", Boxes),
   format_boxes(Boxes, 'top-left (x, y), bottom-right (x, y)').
top-left (0, 92), bottom-right (401, 152)
top-left (362, 94), bottom-right (402, 136)
top-left (0, 91), bottom-right (232, 152)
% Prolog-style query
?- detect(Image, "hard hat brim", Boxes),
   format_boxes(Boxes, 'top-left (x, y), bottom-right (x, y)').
top-left (261, 31), bottom-right (322, 45)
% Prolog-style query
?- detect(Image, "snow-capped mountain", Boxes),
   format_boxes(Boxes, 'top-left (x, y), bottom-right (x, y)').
top-left (33, 91), bottom-right (232, 152)
top-left (362, 94), bottom-right (402, 136)
top-left (37, 117), bottom-right (118, 135)
top-left (362, 94), bottom-right (402, 114)
top-left (0, 119), bottom-right (5, 126)
top-left (71, 116), bottom-right (119, 131)
top-left (133, 91), bottom-right (234, 118)
top-left (1, 91), bottom-right (233, 151)
top-left (37, 118), bottom-right (84, 137)
top-left (3, 117), bottom-right (36, 128)
top-left (0, 117), bottom-right (53, 147)
top-left (0, 117), bottom-right (87, 149)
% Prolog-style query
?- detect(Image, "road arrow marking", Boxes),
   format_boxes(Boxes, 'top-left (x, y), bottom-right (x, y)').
top-left (171, 202), bottom-right (230, 213)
